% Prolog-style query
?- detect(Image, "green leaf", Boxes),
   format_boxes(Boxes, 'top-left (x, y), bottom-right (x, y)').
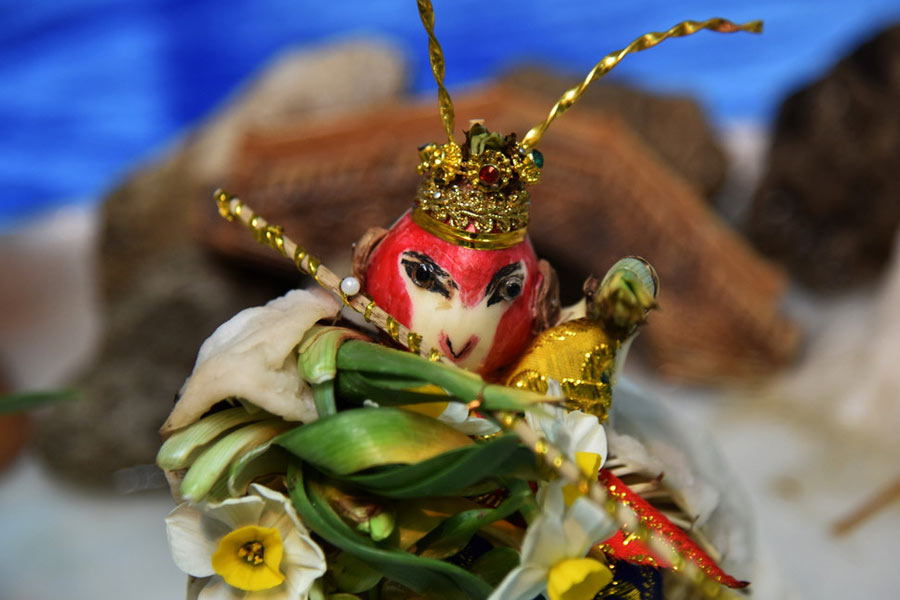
top-left (157, 407), bottom-right (268, 470)
top-left (342, 435), bottom-right (538, 498)
top-left (226, 443), bottom-right (289, 497)
top-left (181, 419), bottom-right (292, 502)
top-left (337, 371), bottom-right (452, 407)
top-left (312, 381), bottom-right (337, 417)
top-left (287, 464), bottom-right (492, 600)
top-left (274, 408), bottom-right (472, 475)
top-left (336, 340), bottom-right (551, 412)
top-left (469, 547), bottom-right (520, 587)
top-left (329, 551), bottom-right (383, 593)
top-left (0, 389), bottom-right (79, 414)
top-left (298, 326), bottom-right (368, 384)
top-left (415, 480), bottom-right (530, 559)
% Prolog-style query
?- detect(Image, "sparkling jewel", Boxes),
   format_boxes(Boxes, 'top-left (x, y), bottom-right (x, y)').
top-left (479, 164), bottom-right (500, 185)
top-left (340, 276), bottom-right (361, 296)
top-left (530, 149), bottom-right (544, 168)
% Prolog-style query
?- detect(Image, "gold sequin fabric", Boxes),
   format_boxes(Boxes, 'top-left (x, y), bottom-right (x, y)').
top-left (506, 318), bottom-right (617, 422)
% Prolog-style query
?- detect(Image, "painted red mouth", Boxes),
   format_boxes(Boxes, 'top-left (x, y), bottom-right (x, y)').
top-left (439, 332), bottom-right (479, 363)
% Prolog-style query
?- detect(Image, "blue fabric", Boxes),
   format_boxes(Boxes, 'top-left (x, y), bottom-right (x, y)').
top-left (2, 0), bottom-right (900, 230)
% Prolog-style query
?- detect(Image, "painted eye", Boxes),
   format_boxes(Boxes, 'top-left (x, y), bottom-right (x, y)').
top-left (501, 278), bottom-right (523, 301)
top-left (412, 263), bottom-right (433, 287)
top-left (486, 267), bottom-right (525, 307)
top-left (401, 252), bottom-right (453, 299)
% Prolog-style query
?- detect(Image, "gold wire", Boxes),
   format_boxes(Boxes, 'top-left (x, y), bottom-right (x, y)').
top-left (521, 18), bottom-right (763, 150)
top-left (265, 225), bottom-right (286, 256)
top-left (363, 300), bottom-right (376, 322)
top-left (416, 0), bottom-right (455, 142)
top-left (385, 316), bottom-right (401, 342)
top-left (407, 332), bottom-right (423, 354)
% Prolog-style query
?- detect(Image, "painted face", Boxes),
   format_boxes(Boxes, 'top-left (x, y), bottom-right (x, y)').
top-left (365, 213), bottom-right (540, 375)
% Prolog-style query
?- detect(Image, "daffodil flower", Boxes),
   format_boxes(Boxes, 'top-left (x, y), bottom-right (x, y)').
top-left (166, 484), bottom-right (325, 600)
top-left (489, 480), bottom-right (618, 600)
top-left (526, 402), bottom-right (607, 483)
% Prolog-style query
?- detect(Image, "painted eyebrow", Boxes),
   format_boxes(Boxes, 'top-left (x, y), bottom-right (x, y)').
top-left (485, 262), bottom-right (524, 297)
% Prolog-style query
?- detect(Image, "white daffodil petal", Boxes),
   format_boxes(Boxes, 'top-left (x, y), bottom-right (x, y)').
top-left (205, 495), bottom-right (266, 530)
top-left (246, 584), bottom-right (291, 600)
top-left (564, 496), bottom-right (618, 556)
top-left (565, 411), bottom-right (607, 467)
top-left (250, 484), bottom-right (311, 538)
top-left (282, 529), bottom-right (327, 572)
top-left (187, 576), bottom-right (211, 600)
top-left (438, 401), bottom-right (469, 423)
top-left (487, 564), bottom-right (548, 600)
top-left (197, 576), bottom-right (243, 600)
top-left (535, 478), bottom-right (567, 519)
top-left (280, 560), bottom-right (325, 600)
top-left (436, 403), bottom-right (500, 436)
top-left (519, 513), bottom-right (570, 567)
top-left (166, 504), bottom-right (219, 578)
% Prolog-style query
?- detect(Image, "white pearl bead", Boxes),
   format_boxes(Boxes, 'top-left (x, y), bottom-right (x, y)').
top-left (340, 276), bottom-right (361, 296)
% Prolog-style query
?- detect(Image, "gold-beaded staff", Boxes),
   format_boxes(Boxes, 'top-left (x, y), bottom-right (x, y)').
top-left (215, 189), bottom-right (440, 360)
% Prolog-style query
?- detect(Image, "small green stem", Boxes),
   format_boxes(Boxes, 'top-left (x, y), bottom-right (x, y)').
top-left (312, 382), bottom-right (337, 417)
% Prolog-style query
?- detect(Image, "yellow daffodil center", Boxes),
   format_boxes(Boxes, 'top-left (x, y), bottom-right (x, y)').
top-left (562, 451), bottom-right (604, 506)
top-left (546, 557), bottom-right (613, 600)
top-left (211, 525), bottom-right (285, 591)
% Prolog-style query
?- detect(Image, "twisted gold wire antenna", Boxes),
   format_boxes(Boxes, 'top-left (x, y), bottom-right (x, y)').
top-left (417, 0), bottom-right (455, 142)
top-left (521, 17), bottom-right (763, 150)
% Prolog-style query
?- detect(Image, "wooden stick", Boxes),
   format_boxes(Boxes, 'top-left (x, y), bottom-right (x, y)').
top-left (832, 474), bottom-right (900, 536)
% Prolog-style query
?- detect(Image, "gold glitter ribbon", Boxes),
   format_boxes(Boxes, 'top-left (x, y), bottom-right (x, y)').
top-left (521, 18), bottom-right (763, 150)
top-left (417, 0), bottom-right (455, 142)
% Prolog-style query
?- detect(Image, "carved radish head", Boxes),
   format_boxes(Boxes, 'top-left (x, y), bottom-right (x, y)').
top-left (364, 213), bottom-right (541, 375)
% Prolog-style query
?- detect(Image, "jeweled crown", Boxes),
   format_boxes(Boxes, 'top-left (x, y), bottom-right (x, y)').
top-left (412, 124), bottom-right (543, 249)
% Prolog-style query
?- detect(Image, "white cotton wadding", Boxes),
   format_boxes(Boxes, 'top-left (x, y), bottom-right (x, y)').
top-left (161, 287), bottom-right (340, 435)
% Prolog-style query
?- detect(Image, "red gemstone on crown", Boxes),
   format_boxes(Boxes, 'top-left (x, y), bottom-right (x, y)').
top-left (479, 164), bottom-right (500, 185)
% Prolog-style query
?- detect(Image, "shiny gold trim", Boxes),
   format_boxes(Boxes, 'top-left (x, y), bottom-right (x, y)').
top-left (386, 316), bottom-right (400, 342)
top-left (407, 332), bottom-right (422, 354)
top-left (363, 300), bottom-right (376, 323)
top-left (412, 208), bottom-right (526, 250)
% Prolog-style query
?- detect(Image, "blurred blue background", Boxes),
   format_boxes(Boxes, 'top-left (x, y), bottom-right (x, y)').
top-left (2, 0), bottom-right (900, 231)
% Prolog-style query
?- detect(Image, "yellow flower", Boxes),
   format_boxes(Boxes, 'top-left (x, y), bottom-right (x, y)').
top-left (211, 525), bottom-right (284, 591)
top-left (546, 557), bottom-right (613, 600)
top-left (166, 484), bottom-right (325, 600)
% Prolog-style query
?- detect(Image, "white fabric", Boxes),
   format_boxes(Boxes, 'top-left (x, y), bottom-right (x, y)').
top-left (162, 288), bottom-right (340, 434)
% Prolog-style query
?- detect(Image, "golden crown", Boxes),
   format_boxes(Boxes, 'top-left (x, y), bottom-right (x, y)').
top-left (412, 125), bottom-right (543, 249)
top-left (412, 1), bottom-right (762, 250)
